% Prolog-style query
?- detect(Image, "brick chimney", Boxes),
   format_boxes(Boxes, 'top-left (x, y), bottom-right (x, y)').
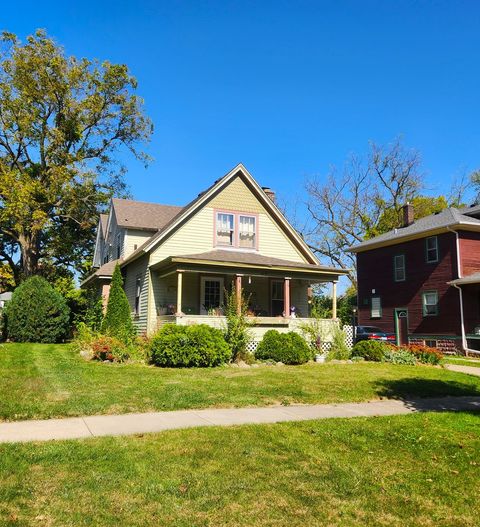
top-left (262, 187), bottom-right (276, 203)
top-left (402, 203), bottom-right (414, 227)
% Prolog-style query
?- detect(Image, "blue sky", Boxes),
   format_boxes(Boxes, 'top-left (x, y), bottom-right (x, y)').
top-left (3, 1), bottom-right (480, 210)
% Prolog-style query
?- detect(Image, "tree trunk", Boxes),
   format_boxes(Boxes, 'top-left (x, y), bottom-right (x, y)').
top-left (18, 233), bottom-right (39, 278)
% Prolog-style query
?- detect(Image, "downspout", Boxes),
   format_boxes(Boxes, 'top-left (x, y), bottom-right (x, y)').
top-left (447, 226), bottom-right (479, 355)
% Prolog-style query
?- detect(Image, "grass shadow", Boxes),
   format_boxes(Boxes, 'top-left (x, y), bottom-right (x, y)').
top-left (374, 377), bottom-right (480, 412)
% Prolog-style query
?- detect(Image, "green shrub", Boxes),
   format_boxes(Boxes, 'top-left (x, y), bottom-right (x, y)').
top-left (383, 348), bottom-right (417, 365)
top-left (328, 325), bottom-right (351, 360)
top-left (149, 324), bottom-right (231, 367)
top-left (255, 330), bottom-right (312, 365)
top-left (101, 264), bottom-right (135, 342)
top-left (3, 276), bottom-right (70, 343)
top-left (351, 340), bottom-right (388, 362)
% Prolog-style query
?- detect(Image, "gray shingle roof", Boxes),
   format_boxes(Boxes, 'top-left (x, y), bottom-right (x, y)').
top-left (82, 259), bottom-right (121, 286)
top-left (350, 207), bottom-right (480, 252)
top-left (111, 198), bottom-right (184, 231)
top-left (99, 214), bottom-right (109, 237)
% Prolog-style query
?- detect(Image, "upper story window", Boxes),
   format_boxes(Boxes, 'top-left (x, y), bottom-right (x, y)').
top-left (216, 213), bottom-right (235, 246)
top-left (422, 290), bottom-right (438, 316)
top-left (425, 236), bottom-right (439, 263)
top-left (393, 254), bottom-right (406, 282)
top-left (116, 233), bottom-right (122, 259)
top-left (215, 211), bottom-right (257, 250)
top-left (239, 215), bottom-right (256, 248)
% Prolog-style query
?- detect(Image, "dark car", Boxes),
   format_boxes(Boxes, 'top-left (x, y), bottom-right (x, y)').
top-left (355, 326), bottom-right (396, 343)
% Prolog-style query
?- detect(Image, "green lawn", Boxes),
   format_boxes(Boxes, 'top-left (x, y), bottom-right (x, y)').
top-left (1, 343), bottom-right (480, 422)
top-left (1, 412), bottom-right (479, 526)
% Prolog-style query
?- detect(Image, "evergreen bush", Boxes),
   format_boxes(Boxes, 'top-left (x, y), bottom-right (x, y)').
top-left (3, 276), bottom-right (70, 343)
top-left (351, 340), bottom-right (388, 362)
top-left (255, 330), bottom-right (312, 365)
top-left (149, 323), bottom-right (231, 367)
top-left (101, 264), bottom-right (135, 342)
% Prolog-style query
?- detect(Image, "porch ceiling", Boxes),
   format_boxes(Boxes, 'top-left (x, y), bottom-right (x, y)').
top-left (150, 250), bottom-right (347, 282)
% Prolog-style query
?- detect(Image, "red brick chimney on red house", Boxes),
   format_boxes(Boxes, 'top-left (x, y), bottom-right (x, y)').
top-left (402, 203), bottom-right (414, 227)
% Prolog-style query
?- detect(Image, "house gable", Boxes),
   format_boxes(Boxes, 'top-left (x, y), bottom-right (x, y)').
top-left (149, 169), bottom-right (313, 265)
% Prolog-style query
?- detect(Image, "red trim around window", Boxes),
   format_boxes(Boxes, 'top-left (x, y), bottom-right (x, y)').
top-left (213, 209), bottom-right (259, 250)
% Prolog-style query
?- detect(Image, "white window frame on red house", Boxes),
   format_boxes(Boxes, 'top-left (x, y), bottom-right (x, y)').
top-left (214, 210), bottom-right (258, 250)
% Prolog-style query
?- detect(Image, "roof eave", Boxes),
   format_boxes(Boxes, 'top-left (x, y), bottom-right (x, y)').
top-left (141, 163), bottom-right (319, 265)
top-left (349, 222), bottom-right (480, 254)
top-left (150, 255), bottom-right (349, 277)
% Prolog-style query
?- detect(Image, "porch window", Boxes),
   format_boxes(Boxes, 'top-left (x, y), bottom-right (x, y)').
top-left (134, 276), bottom-right (142, 316)
top-left (422, 291), bottom-right (438, 316)
top-left (271, 280), bottom-right (284, 316)
top-left (239, 215), bottom-right (256, 248)
top-left (216, 213), bottom-right (234, 246)
top-left (393, 254), bottom-right (406, 282)
top-left (371, 296), bottom-right (381, 318)
top-left (426, 236), bottom-right (439, 263)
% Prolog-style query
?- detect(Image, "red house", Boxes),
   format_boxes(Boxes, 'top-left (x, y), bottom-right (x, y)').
top-left (350, 203), bottom-right (480, 354)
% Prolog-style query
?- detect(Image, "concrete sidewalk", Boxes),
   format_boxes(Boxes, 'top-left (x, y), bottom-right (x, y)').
top-left (444, 364), bottom-right (480, 377)
top-left (1, 396), bottom-right (479, 444)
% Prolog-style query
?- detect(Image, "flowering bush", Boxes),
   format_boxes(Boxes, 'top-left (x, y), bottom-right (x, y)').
top-left (91, 335), bottom-right (128, 362)
top-left (403, 344), bottom-right (443, 365)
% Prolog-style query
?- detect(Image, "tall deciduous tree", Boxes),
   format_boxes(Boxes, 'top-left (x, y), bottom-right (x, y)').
top-left (304, 138), bottom-right (460, 286)
top-left (0, 30), bottom-right (152, 284)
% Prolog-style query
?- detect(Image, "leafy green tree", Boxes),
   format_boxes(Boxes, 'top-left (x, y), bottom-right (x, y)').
top-left (366, 196), bottom-right (449, 239)
top-left (0, 30), bottom-right (152, 284)
top-left (3, 275), bottom-right (70, 342)
top-left (101, 264), bottom-right (135, 342)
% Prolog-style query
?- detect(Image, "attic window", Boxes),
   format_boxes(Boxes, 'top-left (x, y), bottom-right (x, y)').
top-left (216, 213), bottom-right (234, 246)
top-left (215, 211), bottom-right (257, 249)
top-left (239, 216), bottom-right (256, 248)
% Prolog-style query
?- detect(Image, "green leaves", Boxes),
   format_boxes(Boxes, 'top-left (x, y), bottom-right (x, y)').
top-left (0, 29), bottom-right (152, 282)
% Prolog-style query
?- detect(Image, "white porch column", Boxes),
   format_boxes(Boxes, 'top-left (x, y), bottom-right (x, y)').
top-left (284, 277), bottom-right (291, 317)
top-left (332, 281), bottom-right (337, 319)
top-left (176, 271), bottom-right (183, 315)
top-left (235, 274), bottom-right (242, 315)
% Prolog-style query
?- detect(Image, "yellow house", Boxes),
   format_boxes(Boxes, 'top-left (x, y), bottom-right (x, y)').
top-left (83, 164), bottom-right (347, 341)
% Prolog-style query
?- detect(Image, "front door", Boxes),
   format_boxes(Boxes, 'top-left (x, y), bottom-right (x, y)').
top-left (200, 277), bottom-right (224, 315)
top-left (395, 308), bottom-right (409, 346)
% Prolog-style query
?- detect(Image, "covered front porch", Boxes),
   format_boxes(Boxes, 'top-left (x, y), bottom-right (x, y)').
top-left (149, 250), bottom-right (345, 343)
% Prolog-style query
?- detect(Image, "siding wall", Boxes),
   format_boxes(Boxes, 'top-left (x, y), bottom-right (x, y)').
top-left (123, 254), bottom-right (149, 334)
top-left (356, 232), bottom-right (461, 337)
top-left (459, 231), bottom-right (480, 276)
top-left (124, 229), bottom-right (154, 258)
top-left (147, 174), bottom-right (312, 329)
